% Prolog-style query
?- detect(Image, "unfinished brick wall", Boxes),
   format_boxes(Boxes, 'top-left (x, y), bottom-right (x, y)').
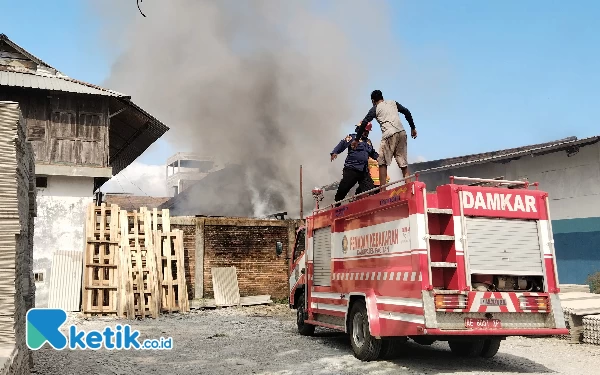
top-left (203, 222), bottom-right (290, 299)
top-left (169, 217), bottom-right (302, 301)
top-left (171, 217), bottom-right (196, 301)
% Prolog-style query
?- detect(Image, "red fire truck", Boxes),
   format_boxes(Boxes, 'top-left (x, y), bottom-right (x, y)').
top-left (286, 175), bottom-right (569, 361)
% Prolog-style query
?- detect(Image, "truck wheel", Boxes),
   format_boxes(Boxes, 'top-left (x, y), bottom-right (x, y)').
top-left (448, 340), bottom-right (485, 358)
top-left (379, 337), bottom-right (407, 360)
top-left (296, 294), bottom-right (315, 336)
top-left (348, 300), bottom-right (382, 361)
top-left (480, 338), bottom-right (501, 358)
top-left (411, 336), bottom-right (436, 346)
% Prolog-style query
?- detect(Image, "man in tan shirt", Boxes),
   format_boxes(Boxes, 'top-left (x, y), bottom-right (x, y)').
top-left (352, 90), bottom-right (417, 187)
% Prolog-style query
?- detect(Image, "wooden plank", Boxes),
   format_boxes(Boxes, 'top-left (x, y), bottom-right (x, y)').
top-left (133, 244), bottom-right (145, 319)
top-left (162, 209), bottom-right (170, 233)
top-left (174, 230), bottom-right (189, 312)
top-left (87, 238), bottom-right (119, 244)
top-left (154, 230), bottom-right (166, 313)
top-left (109, 204), bottom-right (119, 313)
top-left (165, 231), bottom-right (174, 313)
top-left (119, 209), bottom-right (135, 319)
top-left (153, 208), bottom-right (158, 231)
top-left (211, 267), bottom-right (240, 307)
top-left (99, 203), bottom-right (106, 314)
top-left (144, 208), bottom-right (160, 318)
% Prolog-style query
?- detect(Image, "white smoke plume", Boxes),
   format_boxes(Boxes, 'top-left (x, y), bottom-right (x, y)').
top-left (90, 0), bottom-right (397, 217)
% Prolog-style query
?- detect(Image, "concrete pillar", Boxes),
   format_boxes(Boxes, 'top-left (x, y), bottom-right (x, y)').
top-left (195, 218), bottom-right (205, 299)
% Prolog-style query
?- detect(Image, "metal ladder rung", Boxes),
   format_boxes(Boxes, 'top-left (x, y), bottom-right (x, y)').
top-left (427, 208), bottom-right (453, 214)
top-left (431, 262), bottom-right (457, 268)
top-left (428, 235), bottom-right (455, 241)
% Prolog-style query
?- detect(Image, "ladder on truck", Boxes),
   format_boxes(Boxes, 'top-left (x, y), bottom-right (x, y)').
top-left (422, 176), bottom-right (533, 294)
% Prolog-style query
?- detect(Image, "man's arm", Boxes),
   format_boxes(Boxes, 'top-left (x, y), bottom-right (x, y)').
top-left (396, 101), bottom-right (416, 130)
top-left (355, 106), bottom-right (377, 140)
top-left (365, 139), bottom-right (379, 160)
top-left (369, 148), bottom-right (379, 161)
top-left (331, 135), bottom-right (352, 155)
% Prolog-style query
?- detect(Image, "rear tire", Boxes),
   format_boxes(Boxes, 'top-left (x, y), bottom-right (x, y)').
top-left (379, 337), bottom-right (407, 360)
top-left (412, 336), bottom-right (436, 346)
top-left (480, 338), bottom-right (501, 358)
top-left (348, 299), bottom-right (382, 361)
top-left (448, 339), bottom-right (485, 358)
top-left (296, 294), bottom-right (315, 336)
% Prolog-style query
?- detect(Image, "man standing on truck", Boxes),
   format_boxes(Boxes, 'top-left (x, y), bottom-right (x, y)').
top-left (331, 122), bottom-right (379, 206)
top-left (352, 89), bottom-right (417, 187)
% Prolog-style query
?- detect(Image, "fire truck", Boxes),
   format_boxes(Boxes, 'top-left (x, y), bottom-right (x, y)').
top-left (285, 175), bottom-right (569, 361)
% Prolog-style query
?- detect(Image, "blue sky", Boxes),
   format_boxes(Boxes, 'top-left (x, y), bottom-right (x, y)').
top-left (3, 0), bottom-right (599, 167)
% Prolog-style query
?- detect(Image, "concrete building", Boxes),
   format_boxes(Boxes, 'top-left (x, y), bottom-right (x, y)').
top-left (408, 135), bottom-right (600, 285)
top-left (0, 33), bottom-right (169, 306)
top-left (166, 152), bottom-right (221, 197)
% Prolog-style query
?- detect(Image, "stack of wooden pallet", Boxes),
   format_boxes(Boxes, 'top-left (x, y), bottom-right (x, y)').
top-left (0, 102), bottom-right (36, 374)
top-left (82, 203), bottom-right (189, 319)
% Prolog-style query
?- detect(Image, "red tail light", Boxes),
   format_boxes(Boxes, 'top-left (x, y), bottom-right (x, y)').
top-left (435, 294), bottom-right (467, 310)
top-left (519, 295), bottom-right (549, 312)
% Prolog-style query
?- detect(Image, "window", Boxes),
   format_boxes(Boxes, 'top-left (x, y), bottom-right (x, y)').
top-left (36, 176), bottom-right (47, 188)
top-left (34, 271), bottom-right (44, 283)
top-left (293, 229), bottom-right (306, 261)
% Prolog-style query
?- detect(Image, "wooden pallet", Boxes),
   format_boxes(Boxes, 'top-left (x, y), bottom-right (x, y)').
top-left (119, 209), bottom-right (161, 319)
top-left (154, 229), bottom-right (189, 313)
top-left (81, 203), bottom-right (182, 318)
top-left (81, 203), bottom-right (120, 316)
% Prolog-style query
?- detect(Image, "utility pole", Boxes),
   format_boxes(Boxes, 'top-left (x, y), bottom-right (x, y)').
top-left (299, 165), bottom-right (303, 219)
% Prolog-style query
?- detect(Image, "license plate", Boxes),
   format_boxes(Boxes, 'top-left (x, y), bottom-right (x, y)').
top-left (465, 318), bottom-right (502, 329)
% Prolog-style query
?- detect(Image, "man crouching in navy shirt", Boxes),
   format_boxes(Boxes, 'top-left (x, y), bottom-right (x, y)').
top-left (330, 122), bottom-right (379, 207)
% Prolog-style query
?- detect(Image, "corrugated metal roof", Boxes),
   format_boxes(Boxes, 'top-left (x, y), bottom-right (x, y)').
top-left (0, 70), bottom-right (126, 97)
top-left (410, 136), bottom-right (579, 169)
top-left (0, 33), bottom-right (59, 73)
top-left (321, 135), bottom-right (600, 189)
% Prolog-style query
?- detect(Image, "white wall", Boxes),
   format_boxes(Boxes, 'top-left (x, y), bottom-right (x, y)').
top-left (33, 175), bottom-right (94, 307)
top-left (416, 142), bottom-right (600, 220)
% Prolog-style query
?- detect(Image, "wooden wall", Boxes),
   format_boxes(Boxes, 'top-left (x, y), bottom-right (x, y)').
top-left (0, 88), bottom-right (110, 168)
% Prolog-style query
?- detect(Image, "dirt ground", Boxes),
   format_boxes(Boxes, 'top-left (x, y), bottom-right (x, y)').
top-left (32, 304), bottom-right (600, 375)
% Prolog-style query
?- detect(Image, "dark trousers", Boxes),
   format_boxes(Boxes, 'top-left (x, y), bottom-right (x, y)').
top-left (334, 167), bottom-right (376, 206)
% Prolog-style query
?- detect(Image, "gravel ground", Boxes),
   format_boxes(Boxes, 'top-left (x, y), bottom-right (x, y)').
top-left (32, 304), bottom-right (600, 375)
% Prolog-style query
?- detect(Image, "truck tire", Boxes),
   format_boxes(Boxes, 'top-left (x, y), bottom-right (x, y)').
top-left (379, 337), bottom-right (407, 360)
top-left (411, 336), bottom-right (436, 346)
top-left (348, 299), bottom-right (382, 361)
top-left (296, 294), bottom-right (315, 336)
top-left (448, 339), bottom-right (485, 358)
top-left (480, 338), bottom-right (501, 358)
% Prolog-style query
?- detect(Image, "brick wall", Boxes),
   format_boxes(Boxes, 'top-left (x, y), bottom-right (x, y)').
top-left (170, 217), bottom-right (302, 301)
top-left (203, 223), bottom-right (290, 299)
top-left (170, 218), bottom-right (196, 301)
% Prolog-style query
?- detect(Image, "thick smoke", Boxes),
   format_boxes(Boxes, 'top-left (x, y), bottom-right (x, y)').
top-left (91, 0), bottom-right (396, 217)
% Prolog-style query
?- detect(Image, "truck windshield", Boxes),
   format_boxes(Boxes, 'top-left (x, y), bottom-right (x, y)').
top-left (294, 229), bottom-right (306, 260)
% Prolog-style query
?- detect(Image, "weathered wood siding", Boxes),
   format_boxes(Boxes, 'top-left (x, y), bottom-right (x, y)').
top-left (0, 88), bottom-right (109, 167)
